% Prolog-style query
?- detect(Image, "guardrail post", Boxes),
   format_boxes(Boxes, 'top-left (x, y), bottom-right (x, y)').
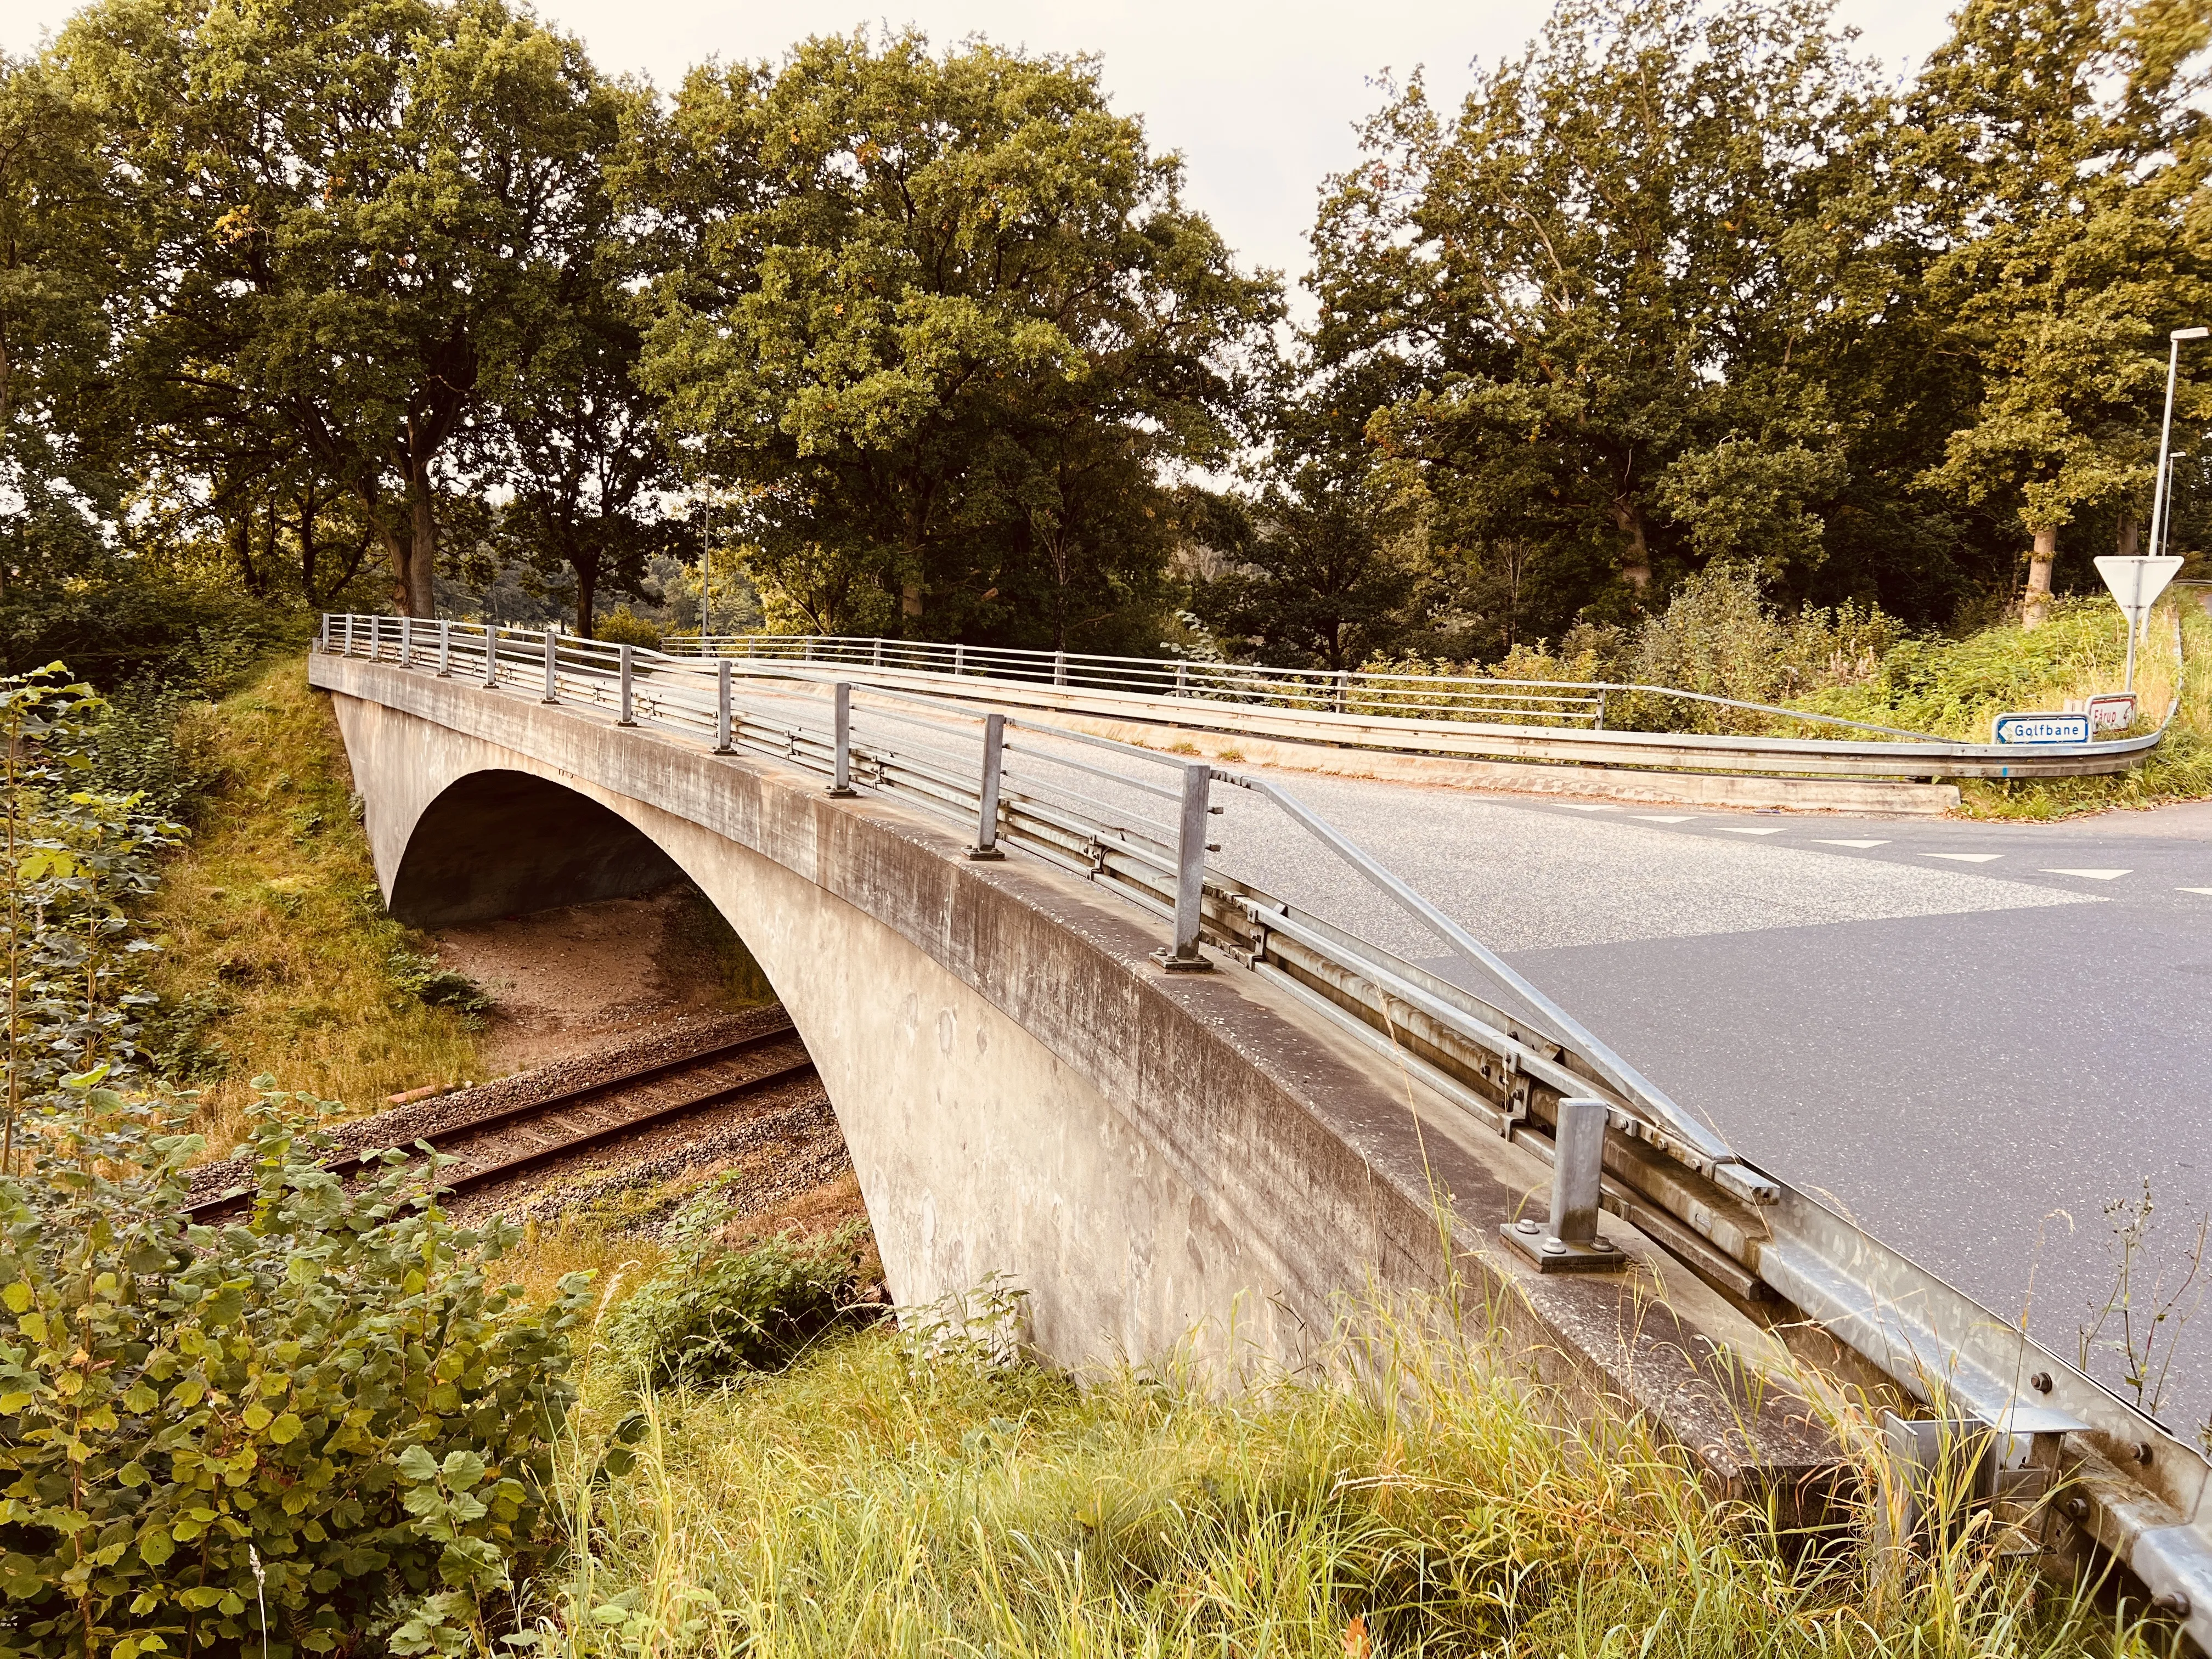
top-left (871, 637), bottom-right (883, 668)
top-left (714, 659), bottom-right (733, 753)
top-left (436, 619), bottom-right (453, 676)
top-left (1595, 690), bottom-right (1607, 731)
top-left (968, 713), bottom-right (1007, 860)
top-left (953, 644), bottom-right (966, 677)
top-left (319, 613), bottom-right (331, 653)
top-left (1053, 650), bottom-right (1067, 687)
top-left (541, 628), bottom-right (558, 704)
top-left (1175, 661), bottom-right (1188, 697)
top-left (617, 644), bottom-right (636, 725)
top-left (828, 682), bottom-right (856, 795)
top-left (1152, 762), bottom-right (1214, 973)
top-left (483, 624), bottom-right (500, 689)
top-left (343, 614), bottom-right (355, 657)
top-left (399, 616), bottom-right (412, 667)
top-left (1335, 670), bottom-right (1348, 713)
top-left (1502, 1098), bottom-right (1625, 1272)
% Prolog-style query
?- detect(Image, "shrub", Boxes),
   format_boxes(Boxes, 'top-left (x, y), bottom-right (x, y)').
top-left (0, 1076), bottom-right (594, 1658)
top-left (387, 950), bottom-right (494, 1017)
top-left (603, 1209), bottom-right (866, 1391)
top-left (591, 607), bottom-right (662, 650)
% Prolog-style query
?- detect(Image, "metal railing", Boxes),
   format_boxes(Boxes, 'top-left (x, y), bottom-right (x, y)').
top-left (665, 630), bottom-right (1942, 739)
top-left (658, 628), bottom-right (2181, 782)
top-left (320, 611), bottom-right (2212, 1640)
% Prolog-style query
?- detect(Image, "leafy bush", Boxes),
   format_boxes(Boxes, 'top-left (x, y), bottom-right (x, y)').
top-left (591, 607), bottom-right (663, 650)
top-left (0, 1076), bottom-right (594, 1658)
top-left (603, 1211), bottom-right (866, 1391)
top-left (387, 950), bottom-right (494, 1017)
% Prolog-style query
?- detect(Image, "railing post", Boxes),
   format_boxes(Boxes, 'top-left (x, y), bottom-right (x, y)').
top-left (617, 644), bottom-right (636, 726)
top-left (714, 659), bottom-right (733, 753)
top-left (1153, 762), bottom-right (1214, 973)
top-left (953, 643), bottom-right (966, 677)
top-left (1502, 1098), bottom-right (1625, 1272)
top-left (320, 613), bottom-right (331, 652)
top-left (871, 637), bottom-right (883, 668)
top-left (968, 713), bottom-right (1006, 860)
top-left (541, 628), bottom-right (558, 704)
top-left (436, 619), bottom-right (453, 676)
top-left (1595, 690), bottom-right (1607, 731)
top-left (1175, 661), bottom-right (1188, 697)
top-left (827, 682), bottom-right (856, 796)
top-left (1053, 650), bottom-right (1067, 687)
top-left (1335, 670), bottom-right (1348, 713)
top-left (399, 615), bottom-right (412, 667)
top-left (343, 614), bottom-right (356, 657)
top-left (483, 624), bottom-right (500, 689)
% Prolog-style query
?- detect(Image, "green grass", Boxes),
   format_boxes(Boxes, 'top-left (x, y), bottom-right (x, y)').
top-left (137, 654), bottom-right (484, 1154)
top-left (517, 1288), bottom-right (2172, 1658)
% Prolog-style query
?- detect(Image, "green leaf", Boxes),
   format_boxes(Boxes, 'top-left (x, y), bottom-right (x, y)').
top-left (396, 1444), bottom-right (441, 1482)
top-left (1, 1282), bottom-right (31, 1314)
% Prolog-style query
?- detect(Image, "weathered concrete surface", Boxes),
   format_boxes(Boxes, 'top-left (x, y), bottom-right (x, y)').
top-left (315, 652), bottom-right (1835, 1496)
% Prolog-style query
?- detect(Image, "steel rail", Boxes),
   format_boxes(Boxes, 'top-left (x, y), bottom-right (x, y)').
top-left (319, 616), bottom-right (2212, 1644)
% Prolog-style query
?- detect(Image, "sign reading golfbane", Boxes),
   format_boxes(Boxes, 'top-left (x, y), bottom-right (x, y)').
top-left (1993, 711), bottom-right (2093, 745)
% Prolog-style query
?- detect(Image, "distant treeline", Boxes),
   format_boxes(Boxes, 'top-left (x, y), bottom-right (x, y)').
top-left (1, 0), bottom-right (2207, 675)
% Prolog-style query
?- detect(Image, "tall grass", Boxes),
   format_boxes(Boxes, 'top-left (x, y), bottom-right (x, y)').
top-left (135, 654), bottom-right (483, 1153)
top-left (520, 1287), bottom-right (2169, 1658)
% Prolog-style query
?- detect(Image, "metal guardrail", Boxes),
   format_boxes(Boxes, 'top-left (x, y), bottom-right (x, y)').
top-left (662, 629), bottom-right (2179, 782)
top-left (322, 612), bottom-right (2212, 1640)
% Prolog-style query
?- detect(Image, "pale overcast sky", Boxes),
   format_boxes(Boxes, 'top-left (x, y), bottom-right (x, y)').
top-left (6, 0), bottom-right (1959, 297)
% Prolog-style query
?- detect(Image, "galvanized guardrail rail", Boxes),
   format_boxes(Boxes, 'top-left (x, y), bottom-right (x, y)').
top-left (666, 629), bottom-right (2178, 782)
top-left (326, 612), bottom-right (2212, 1640)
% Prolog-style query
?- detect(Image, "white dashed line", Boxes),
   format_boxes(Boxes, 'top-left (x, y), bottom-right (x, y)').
top-left (2181, 887), bottom-right (2212, 896)
top-left (1631, 815), bottom-right (1696, 823)
top-left (1813, 838), bottom-right (1890, 849)
top-left (2040, 868), bottom-right (2131, 881)
top-left (1925, 852), bottom-right (2004, 863)
top-left (1554, 803), bottom-right (1621, 812)
top-left (1713, 825), bottom-right (1787, 835)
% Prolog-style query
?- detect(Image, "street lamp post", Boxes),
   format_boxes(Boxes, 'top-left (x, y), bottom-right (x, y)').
top-left (2149, 326), bottom-right (2208, 561)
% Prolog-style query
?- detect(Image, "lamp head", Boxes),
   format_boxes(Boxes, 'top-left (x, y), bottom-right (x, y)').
top-left (2174, 327), bottom-right (2211, 341)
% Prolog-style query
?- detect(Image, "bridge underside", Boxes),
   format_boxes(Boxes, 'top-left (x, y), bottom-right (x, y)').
top-left (314, 652), bottom-right (1834, 1499)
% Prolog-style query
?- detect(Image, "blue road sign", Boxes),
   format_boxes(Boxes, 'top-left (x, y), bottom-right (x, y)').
top-left (1992, 710), bottom-right (2093, 745)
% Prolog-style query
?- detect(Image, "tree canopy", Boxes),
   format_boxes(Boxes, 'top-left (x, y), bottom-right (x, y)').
top-left (0, 0), bottom-right (2204, 668)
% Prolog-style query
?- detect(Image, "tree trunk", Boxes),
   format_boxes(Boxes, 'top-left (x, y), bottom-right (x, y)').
top-left (901, 578), bottom-right (923, 620)
top-left (573, 546), bottom-right (598, 640)
top-left (2118, 514), bottom-right (2141, 559)
top-left (1612, 499), bottom-right (1652, 593)
top-left (298, 485), bottom-right (319, 603)
top-left (404, 471), bottom-right (438, 618)
top-left (2023, 523), bottom-right (2057, 630)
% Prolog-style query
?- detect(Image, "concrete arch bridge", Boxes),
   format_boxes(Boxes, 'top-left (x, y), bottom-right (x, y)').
top-left (311, 620), bottom-right (2212, 1637)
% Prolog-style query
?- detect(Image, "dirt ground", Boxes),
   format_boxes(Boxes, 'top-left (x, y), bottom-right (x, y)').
top-left (428, 881), bottom-right (769, 1074)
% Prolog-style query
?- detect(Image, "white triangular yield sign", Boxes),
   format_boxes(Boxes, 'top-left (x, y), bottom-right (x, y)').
top-left (2094, 555), bottom-right (2183, 630)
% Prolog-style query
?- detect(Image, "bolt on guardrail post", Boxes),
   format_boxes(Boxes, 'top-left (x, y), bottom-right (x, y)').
top-left (617, 644), bottom-right (636, 725)
top-left (714, 659), bottom-right (733, 753)
top-left (399, 616), bottom-right (412, 667)
top-left (483, 625), bottom-right (500, 689)
top-left (541, 628), bottom-right (558, 703)
top-left (436, 619), bottom-right (453, 676)
top-left (1501, 1098), bottom-right (1625, 1272)
top-left (827, 682), bottom-right (856, 795)
top-left (1152, 763), bottom-right (1215, 973)
top-left (968, 713), bottom-right (1007, 860)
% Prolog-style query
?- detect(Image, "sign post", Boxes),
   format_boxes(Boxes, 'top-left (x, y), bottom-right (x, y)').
top-left (2093, 554), bottom-right (2183, 694)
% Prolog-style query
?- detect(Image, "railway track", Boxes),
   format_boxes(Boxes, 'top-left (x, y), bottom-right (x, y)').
top-left (185, 1019), bottom-right (819, 1220)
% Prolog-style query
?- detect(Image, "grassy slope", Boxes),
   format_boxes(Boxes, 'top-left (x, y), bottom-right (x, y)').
top-left (1797, 593), bottom-right (2212, 819)
top-left (529, 1308), bottom-right (2166, 1657)
top-left (140, 654), bottom-right (482, 1154)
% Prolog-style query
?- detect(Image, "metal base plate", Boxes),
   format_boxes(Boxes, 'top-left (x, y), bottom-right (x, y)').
top-left (966, 846), bottom-right (1006, 861)
top-left (1150, 948), bottom-right (1214, 973)
top-left (1499, 1221), bottom-right (1627, 1273)
top-left (825, 785), bottom-right (857, 798)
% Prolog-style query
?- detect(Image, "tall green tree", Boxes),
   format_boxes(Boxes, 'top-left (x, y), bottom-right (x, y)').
top-left (0, 54), bottom-right (123, 600)
top-left (1909, 0), bottom-right (2211, 625)
top-left (621, 30), bottom-right (1279, 642)
top-left (57, 0), bottom-right (628, 616)
top-left (1308, 0), bottom-right (1887, 643)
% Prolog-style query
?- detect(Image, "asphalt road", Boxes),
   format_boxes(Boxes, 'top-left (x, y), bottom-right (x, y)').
top-left (1204, 772), bottom-right (2212, 1432)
